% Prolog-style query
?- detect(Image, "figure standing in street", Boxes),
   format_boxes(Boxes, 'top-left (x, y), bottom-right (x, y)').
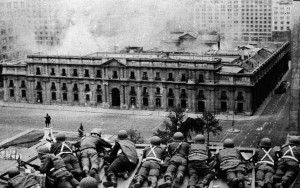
top-left (45, 113), bottom-right (51, 127)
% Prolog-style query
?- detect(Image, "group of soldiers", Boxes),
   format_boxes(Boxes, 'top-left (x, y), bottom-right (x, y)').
top-left (132, 132), bottom-right (300, 188)
top-left (3, 128), bottom-right (300, 188)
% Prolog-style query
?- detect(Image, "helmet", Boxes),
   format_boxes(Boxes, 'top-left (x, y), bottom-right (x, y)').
top-left (56, 133), bottom-right (66, 141)
top-left (223, 139), bottom-right (234, 148)
top-left (150, 136), bottom-right (161, 146)
top-left (79, 177), bottom-right (98, 188)
top-left (289, 136), bottom-right (300, 145)
top-left (259, 138), bottom-right (271, 148)
top-left (173, 132), bottom-right (184, 141)
top-left (91, 128), bottom-right (102, 137)
top-left (37, 145), bottom-right (50, 154)
top-left (7, 167), bottom-right (20, 178)
top-left (118, 130), bottom-right (128, 140)
top-left (195, 134), bottom-right (205, 143)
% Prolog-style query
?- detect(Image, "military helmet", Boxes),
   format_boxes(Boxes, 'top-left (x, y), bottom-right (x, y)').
top-left (79, 177), bottom-right (98, 188)
top-left (56, 133), bottom-right (66, 141)
top-left (91, 128), bottom-right (102, 137)
top-left (150, 136), bottom-right (161, 146)
top-left (118, 130), bottom-right (128, 140)
top-left (7, 167), bottom-right (20, 178)
top-left (289, 136), bottom-right (300, 145)
top-left (37, 145), bottom-right (50, 154)
top-left (195, 134), bottom-right (205, 143)
top-left (259, 138), bottom-right (271, 148)
top-left (173, 132), bottom-right (184, 141)
top-left (223, 139), bottom-right (234, 148)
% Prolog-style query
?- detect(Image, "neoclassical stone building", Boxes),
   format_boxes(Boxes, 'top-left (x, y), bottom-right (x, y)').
top-left (2, 42), bottom-right (290, 115)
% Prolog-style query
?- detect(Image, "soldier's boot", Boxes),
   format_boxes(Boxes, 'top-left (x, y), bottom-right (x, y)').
top-left (118, 171), bottom-right (129, 180)
top-left (83, 169), bottom-right (90, 177)
top-left (157, 176), bottom-right (172, 188)
top-left (173, 174), bottom-right (184, 188)
top-left (133, 176), bottom-right (144, 188)
top-left (89, 168), bottom-right (101, 183)
top-left (196, 179), bottom-right (209, 188)
top-left (274, 183), bottom-right (283, 188)
top-left (103, 174), bottom-right (117, 188)
top-left (148, 176), bottom-right (158, 188)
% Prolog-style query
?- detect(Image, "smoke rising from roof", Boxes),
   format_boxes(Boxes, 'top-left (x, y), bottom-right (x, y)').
top-left (43, 0), bottom-right (186, 55)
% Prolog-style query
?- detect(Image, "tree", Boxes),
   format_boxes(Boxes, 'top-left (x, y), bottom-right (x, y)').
top-left (78, 123), bottom-right (84, 137)
top-left (154, 104), bottom-right (186, 144)
top-left (127, 128), bottom-right (144, 144)
top-left (202, 111), bottom-right (222, 146)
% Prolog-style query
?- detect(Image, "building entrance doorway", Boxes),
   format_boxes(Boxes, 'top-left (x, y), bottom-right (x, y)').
top-left (37, 92), bottom-right (42, 103)
top-left (111, 88), bottom-right (120, 106)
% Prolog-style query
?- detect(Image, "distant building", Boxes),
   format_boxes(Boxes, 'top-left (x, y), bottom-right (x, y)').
top-left (2, 43), bottom-right (290, 115)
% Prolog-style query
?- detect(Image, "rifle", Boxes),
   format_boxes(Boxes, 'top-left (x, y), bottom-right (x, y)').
top-left (18, 158), bottom-right (40, 170)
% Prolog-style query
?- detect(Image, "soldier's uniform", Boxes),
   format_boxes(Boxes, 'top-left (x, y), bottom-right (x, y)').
top-left (273, 136), bottom-right (300, 188)
top-left (216, 139), bottom-right (246, 188)
top-left (188, 134), bottom-right (215, 188)
top-left (80, 128), bottom-right (112, 178)
top-left (133, 136), bottom-right (166, 188)
top-left (51, 134), bottom-right (82, 181)
top-left (38, 146), bottom-right (79, 188)
top-left (4, 167), bottom-right (40, 188)
top-left (159, 132), bottom-right (189, 188)
top-left (253, 138), bottom-right (276, 188)
top-left (103, 130), bottom-right (139, 188)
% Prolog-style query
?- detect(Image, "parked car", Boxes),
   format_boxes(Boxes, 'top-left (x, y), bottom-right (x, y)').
top-left (275, 81), bottom-right (288, 94)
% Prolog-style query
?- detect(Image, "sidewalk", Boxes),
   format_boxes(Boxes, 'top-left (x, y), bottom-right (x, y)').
top-left (0, 100), bottom-right (258, 121)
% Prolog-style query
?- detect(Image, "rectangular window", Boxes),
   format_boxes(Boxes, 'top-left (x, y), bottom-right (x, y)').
top-left (73, 84), bottom-right (78, 92)
top-left (142, 72), bottom-right (148, 80)
top-left (85, 84), bottom-right (90, 92)
top-left (97, 95), bottom-right (102, 103)
top-left (36, 82), bottom-right (42, 90)
top-left (96, 70), bottom-right (101, 78)
top-left (221, 102), bottom-right (227, 112)
top-left (156, 87), bottom-right (160, 94)
top-left (63, 93), bottom-right (67, 101)
top-left (84, 69), bottom-right (89, 77)
top-left (143, 87), bottom-right (148, 95)
top-left (51, 92), bottom-right (56, 100)
top-left (143, 97), bottom-right (148, 106)
top-left (168, 88), bottom-right (174, 97)
top-left (50, 68), bottom-right (55, 75)
top-left (62, 83), bottom-right (67, 91)
top-left (181, 73), bottom-right (186, 81)
top-left (168, 73), bottom-right (174, 81)
top-left (86, 94), bottom-right (90, 101)
top-left (113, 71), bottom-right (118, 79)
top-left (221, 91), bottom-right (227, 99)
top-left (198, 74), bottom-right (204, 83)
top-left (62, 69), bottom-right (66, 76)
top-left (74, 93), bottom-right (79, 101)
top-left (21, 90), bottom-right (26, 98)
top-left (10, 89), bottom-right (14, 97)
top-left (155, 72), bottom-right (160, 80)
top-left (36, 67), bottom-right (41, 75)
top-left (9, 80), bottom-right (14, 87)
top-left (73, 69), bottom-right (78, 77)
top-left (130, 71), bottom-right (135, 79)
top-left (168, 98), bottom-right (174, 107)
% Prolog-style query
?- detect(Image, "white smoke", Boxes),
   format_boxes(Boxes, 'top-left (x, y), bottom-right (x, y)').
top-left (44, 0), bottom-right (186, 55)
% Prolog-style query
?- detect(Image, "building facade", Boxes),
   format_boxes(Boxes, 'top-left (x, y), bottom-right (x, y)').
top-left (2, 43), bottom-right (290, 115)
top-left (191, 0), bottom-right (293, 42)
